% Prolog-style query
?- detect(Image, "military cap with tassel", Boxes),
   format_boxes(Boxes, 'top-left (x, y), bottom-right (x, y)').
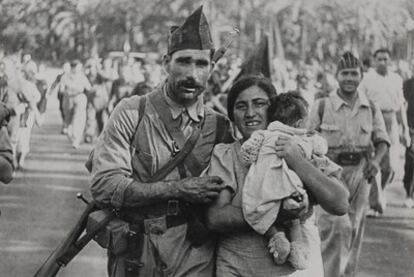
top-left (336, 51), bottom-right (363, 74)
top-left (167, 5), bottom-right (214, 55)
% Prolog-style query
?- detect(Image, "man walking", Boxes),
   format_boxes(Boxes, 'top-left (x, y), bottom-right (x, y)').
top-left (89, 6), bottom-right (232, 277)
top-left (359, 48), bottom-right (410, 214)
top-left (308, 52), bottom-right (390, 277)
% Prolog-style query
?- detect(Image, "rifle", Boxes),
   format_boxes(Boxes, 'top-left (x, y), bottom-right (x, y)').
top-left (33, 193), bottom-right (114, 277)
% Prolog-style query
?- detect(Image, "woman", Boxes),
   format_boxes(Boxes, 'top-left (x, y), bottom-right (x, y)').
top-left (205, 75), bottom-right (349, 276)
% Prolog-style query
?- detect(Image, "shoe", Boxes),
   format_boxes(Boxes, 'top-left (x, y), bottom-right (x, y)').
top-left (404, 198), bottom-right (414, 209)
top-left (72, 142), bottom-right (80, 149)
top-left (61, 127), bottom-right (68, 135)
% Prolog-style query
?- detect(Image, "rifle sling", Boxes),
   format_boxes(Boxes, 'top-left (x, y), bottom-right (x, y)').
top-left (149, 90), bottom-right (204, 177)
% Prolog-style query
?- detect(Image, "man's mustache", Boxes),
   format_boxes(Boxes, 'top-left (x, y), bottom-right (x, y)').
top-left (178, 79), bottom-right (203, 89)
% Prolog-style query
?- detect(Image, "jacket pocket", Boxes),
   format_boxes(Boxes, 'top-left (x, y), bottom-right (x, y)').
top-left (319, 123), bottom-right (341, 146)
top-left (131, 148), bottom-right (153, 176)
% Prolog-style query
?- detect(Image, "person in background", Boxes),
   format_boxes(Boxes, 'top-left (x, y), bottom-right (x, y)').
top-left (308, 52), bottom-right (390, 277)
top-left (48, 62), bottom-right (71, 134)
top-left (0, 102), bottom-right (14, 183)
top-left (85, 63), bottom-right (110, 142)
top-left (107, 64), bottom-right (134, 113)
top-left (131, 65), bottom-right (153, 97)
top-left (15, 69), bottom-right (41, 168)
top-left (359, 48), bottom-right (410, 216)
top-left (59, 60), bottom-right (92, 149)
top-left (402, 62), bottom-right (414, 208)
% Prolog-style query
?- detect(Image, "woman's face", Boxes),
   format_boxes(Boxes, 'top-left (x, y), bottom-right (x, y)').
top-left (233, 85), bottom-right (270, 139)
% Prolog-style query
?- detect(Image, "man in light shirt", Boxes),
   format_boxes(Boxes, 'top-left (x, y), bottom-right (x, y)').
top-left (359, 48), bottom-right (410, 215)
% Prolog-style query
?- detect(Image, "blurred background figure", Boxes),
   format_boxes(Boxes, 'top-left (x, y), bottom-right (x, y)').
top-left (359, 48), bottom-right (410, 216)
top-left (131, 65), bottom-right (153, 97)
top-left (0, 102), bottom-right (14, 183)
top-left (403, 62), bottom-right (414, 208)
top-left (84, 61), bottom-right (110, 143)
top-left (59, 60), bottom-right (91, 149)
top-left (108, 64), bottom-right (134, 113)
top-left (48, 62), bottom-right (71, 134)
top-left (15, 65), bottom-right (41, 169)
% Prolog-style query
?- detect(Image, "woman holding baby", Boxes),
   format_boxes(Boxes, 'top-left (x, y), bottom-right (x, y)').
top-left (205, 75), bottom-right (349, 277)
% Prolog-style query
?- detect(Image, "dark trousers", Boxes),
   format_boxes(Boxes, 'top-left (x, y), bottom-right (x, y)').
top-left (403, 147), bottom-right (414, 198)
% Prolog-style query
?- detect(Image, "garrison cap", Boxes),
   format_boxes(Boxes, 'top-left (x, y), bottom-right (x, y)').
top-left (167, 5), bottom-right (214, 55)
top-left (337, 51), bottom-right (362, 73)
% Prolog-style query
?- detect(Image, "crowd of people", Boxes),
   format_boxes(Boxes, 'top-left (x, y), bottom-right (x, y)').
top-left (1, 5), bottom-right (414, 277)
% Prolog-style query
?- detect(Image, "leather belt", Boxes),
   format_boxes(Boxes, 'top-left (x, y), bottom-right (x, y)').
top-left (121, 200), bottom-right (189, 234)
top-left (335, 151), bottom-right (368, 166)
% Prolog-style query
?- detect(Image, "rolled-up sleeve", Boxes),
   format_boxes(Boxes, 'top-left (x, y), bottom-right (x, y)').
top-left (371, 101), bottom-right (391, 147)
top-left (90, 97), bottom-right (140, 208)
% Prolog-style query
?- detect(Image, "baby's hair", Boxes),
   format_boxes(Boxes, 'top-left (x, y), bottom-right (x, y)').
top-left (268, 91), bottom-right (308, 126)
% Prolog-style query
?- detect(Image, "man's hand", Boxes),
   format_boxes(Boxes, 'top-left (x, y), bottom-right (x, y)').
top-left (175, 176), bottom-right (225, 203)
top-left (363, 159), bottom-right (380, 180)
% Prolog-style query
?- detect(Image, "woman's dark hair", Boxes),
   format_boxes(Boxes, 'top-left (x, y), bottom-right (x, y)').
top-left (227, 75), bottom-right (277, 121)
top-left (268, 91), bottom-right (308, 126)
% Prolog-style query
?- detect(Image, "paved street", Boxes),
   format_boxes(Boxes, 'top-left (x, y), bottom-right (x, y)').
top-left (0, 99), bottom-right (413, 277)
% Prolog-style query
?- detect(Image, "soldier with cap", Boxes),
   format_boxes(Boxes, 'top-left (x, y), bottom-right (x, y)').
top-left (88, 6), bottom-right (232, 277)
top-left (307, 52), bottom-right (390, 277)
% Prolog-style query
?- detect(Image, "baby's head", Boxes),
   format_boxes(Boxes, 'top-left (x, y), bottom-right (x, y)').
top-left (268, 91), bottom-right (309, 128)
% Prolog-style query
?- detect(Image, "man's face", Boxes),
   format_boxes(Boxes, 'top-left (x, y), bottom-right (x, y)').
top-left (336, 68), bottom-right (362, 95)
top-left (375, 52), bottom-right (390, 75)
top-left (164, 49), bottom-right (212, 105)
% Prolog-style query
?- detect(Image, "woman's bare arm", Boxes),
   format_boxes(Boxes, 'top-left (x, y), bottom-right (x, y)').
top-left (275, 135), bottom-right (349, 215)
top-left (206, 188), bottom-right (251, 233)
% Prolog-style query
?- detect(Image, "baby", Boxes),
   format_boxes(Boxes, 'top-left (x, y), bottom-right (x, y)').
top-left (240, 92), bottom-right (341, 269)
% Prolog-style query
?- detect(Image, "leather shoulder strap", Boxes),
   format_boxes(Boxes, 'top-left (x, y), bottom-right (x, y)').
top-left (85, 96), bottom-right (147, 173)
top-left (147, 125), bottom-right (202, 182)
top-left (131, 95), bottom-right (147, 151)
top-left (148, 90), bottom-right (205, 177)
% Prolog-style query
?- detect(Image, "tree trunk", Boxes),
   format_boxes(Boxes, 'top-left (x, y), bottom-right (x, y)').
top-left (299, 13), bottom-right (308, 61)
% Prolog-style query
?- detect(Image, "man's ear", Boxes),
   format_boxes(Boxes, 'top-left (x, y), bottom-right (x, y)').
top-left (162, 54), bottom-right (171, 75)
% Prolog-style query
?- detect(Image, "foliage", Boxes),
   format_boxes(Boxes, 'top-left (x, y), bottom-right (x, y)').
top-left (0, 0), bottom-right (413, 63)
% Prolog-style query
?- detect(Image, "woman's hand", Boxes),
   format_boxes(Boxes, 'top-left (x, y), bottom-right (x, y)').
top-left (275, 134), bottom-right (304, 166)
